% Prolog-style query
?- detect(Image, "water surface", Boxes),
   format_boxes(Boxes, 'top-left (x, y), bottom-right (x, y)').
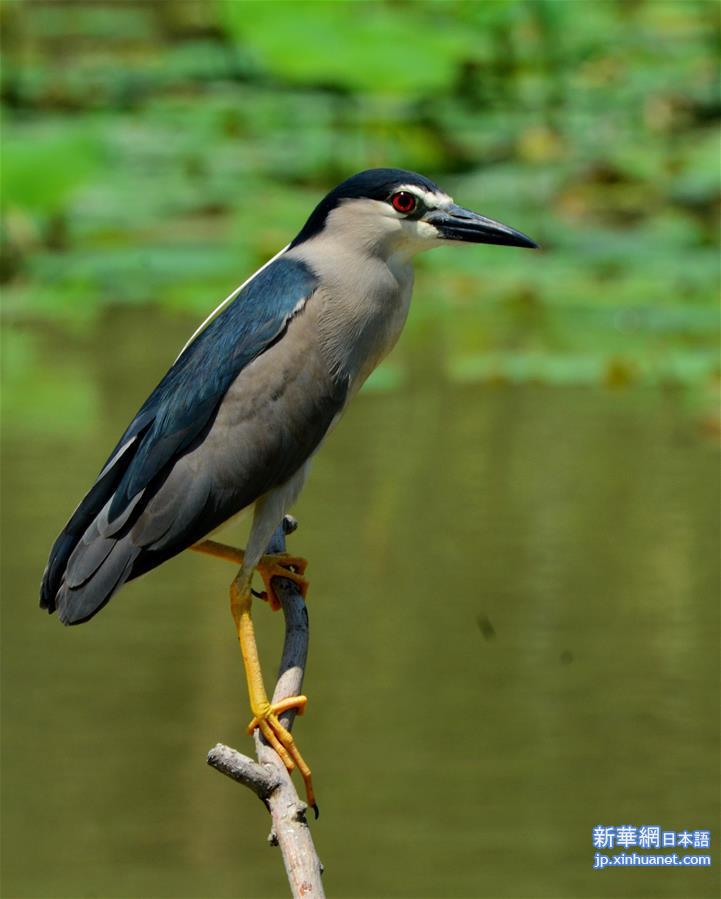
top-left (2, 312), bottom-right (719, 899)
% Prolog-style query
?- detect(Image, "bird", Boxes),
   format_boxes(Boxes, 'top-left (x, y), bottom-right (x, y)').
top-left (41, 168), bottom-right (537, 812)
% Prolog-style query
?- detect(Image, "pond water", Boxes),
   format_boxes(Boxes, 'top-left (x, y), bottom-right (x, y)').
top-left (2, 310), bottom-right (719, 899)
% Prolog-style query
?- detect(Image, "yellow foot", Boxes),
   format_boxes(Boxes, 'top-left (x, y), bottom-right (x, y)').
top-left (249, 696), bottom-right (317, 816)
top-left (256, 553), bottom-right (309, 611)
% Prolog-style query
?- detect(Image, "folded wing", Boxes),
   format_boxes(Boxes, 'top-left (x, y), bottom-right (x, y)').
top-left (40, 257), bottom-right (345, 624)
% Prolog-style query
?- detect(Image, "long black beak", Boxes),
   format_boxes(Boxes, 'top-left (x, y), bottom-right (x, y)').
top-left (425, 203), bottom-right (538, 249)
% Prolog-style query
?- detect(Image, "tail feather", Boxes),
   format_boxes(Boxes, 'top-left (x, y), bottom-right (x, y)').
top-left (40, 433), bottom-right (146, 620)
top-left (64, 530), bottom-right (117, 590)
top-left (40, 428), bottom-right (218, 625)
top-left (40, 533), bottom-right (78, 612)
top-left (55, 539), bottom-right (140, 625)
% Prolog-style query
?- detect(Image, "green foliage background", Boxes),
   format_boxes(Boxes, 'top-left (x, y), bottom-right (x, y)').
top-left (2, 5), bottom-right (720, 898)
top-left (2, 0), bottom-right (719, 395)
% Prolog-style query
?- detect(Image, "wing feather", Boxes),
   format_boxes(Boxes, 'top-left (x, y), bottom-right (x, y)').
top-left (41, 256), bottom-right (323, 622)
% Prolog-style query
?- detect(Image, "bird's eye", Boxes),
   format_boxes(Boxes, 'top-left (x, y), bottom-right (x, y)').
top-left (390, 191), bottom-right (418, 215)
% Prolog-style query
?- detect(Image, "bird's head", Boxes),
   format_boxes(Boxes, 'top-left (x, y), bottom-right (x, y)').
top-left (290, 168), bottom-right (538, 259)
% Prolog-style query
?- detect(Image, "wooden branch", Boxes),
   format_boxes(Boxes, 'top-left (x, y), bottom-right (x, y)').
top-left (207, 516), bottom-right (325, 899)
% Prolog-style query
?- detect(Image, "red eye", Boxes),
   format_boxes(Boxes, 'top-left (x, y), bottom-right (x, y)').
top-left (390, 191), bottom-right (417, 214)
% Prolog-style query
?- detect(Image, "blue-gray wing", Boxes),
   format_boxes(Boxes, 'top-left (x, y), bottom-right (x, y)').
top-left (41, 256), bottom-right (346, 624)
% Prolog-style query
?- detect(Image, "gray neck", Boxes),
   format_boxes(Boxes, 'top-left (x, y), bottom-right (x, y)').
top-left (287, 237), bottom-right (415, 392)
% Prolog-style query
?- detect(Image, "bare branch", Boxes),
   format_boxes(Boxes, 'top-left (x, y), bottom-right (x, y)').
top-left (206, 744), bottom-right (281, 799)
top-left (207, 516), bottom-right (325, 899)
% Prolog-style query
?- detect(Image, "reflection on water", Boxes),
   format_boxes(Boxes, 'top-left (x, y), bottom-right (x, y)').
top-left (2, 312), bottom-right (719, 899)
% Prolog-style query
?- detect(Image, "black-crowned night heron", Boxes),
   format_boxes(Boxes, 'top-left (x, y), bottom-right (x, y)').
top-left (41, 168), bottom-right (537, 812)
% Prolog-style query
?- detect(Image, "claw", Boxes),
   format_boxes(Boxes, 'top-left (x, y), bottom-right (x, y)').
top-left (248, 696), bottom-right (315, 809)
top-left (256, 553), bottom-right (309, 610)
top-left (247, 695), bottom-right (308, 733)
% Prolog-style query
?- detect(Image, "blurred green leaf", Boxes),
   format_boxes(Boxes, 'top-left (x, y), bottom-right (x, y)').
top-left (1, 121), bottom-right (103, 212)
top-left (1, 0), bottom-right (718, 389)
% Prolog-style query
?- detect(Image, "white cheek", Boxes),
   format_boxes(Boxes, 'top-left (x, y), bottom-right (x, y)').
top-left (401, 219), bottom-right (440, 243)
top-left (415, 220), bottom-right (440, 240)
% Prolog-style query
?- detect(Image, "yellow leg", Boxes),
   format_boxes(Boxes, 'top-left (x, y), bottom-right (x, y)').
top-left (230, 574), bottom-right (317, 814)
top-left (193, 540), bottom-right (309, 610)
top-left (192, 540), bottom-right (316, 814)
